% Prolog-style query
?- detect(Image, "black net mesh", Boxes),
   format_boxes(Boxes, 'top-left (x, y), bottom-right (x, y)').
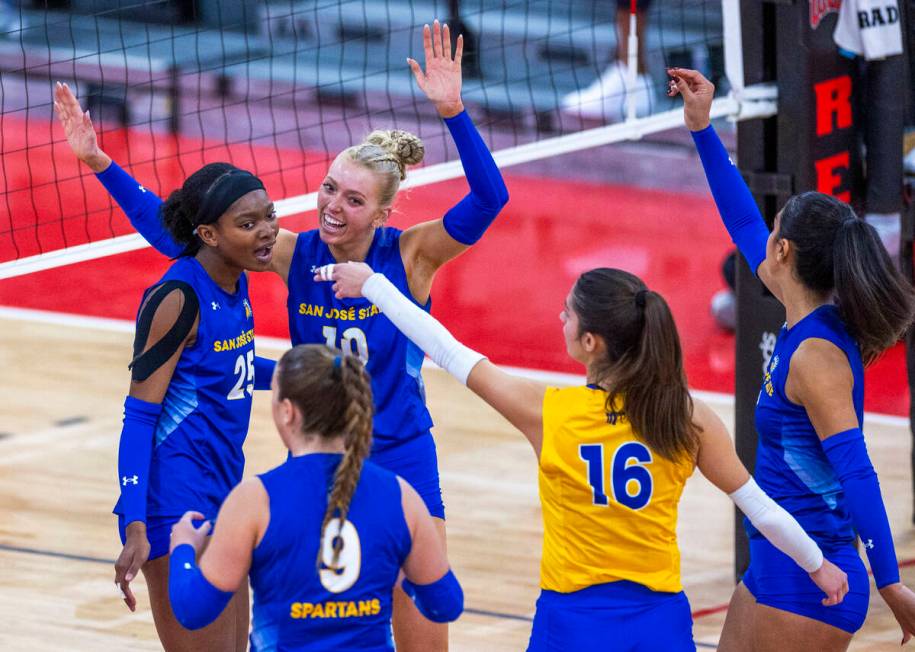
top-left (0, 0), bottom-right (725, 265)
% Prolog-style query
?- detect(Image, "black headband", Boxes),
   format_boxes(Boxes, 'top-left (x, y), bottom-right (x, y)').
top-left (195, 169), bottom-right (266, 227)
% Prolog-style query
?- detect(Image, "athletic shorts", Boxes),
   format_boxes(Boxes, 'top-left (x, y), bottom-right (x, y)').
top-left (527, 581), bottom-right (695, 652)
top-left (370, 432), bottom-right (445, 520)
top-left (743, 536), bottom-right (870, 634)
top-left (117, 514), bottom-right (212, 561)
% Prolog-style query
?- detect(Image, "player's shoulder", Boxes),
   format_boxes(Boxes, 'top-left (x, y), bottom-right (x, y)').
top-left (360, 459), bottom-right (401, 489)
top-left (373, 226), bottom-right (405, 253)
top-left (543, 385), bottom-right (601, 408)
top-left (790, 337), bottom-right (853, 394)
top-left (138, 278), bottom-right (200, 328)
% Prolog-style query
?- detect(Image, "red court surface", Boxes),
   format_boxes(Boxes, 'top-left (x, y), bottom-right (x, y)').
top-left (1, 121), bottom-right (909, 416)
top-left (2, 175), bottom-right (909, 418)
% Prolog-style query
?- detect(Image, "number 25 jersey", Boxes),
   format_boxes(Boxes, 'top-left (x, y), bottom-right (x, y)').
top-left (114, 256), bottom-right (255, 520)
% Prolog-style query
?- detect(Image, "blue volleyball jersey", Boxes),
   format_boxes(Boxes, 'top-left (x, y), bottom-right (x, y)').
top-left (749, 304), bottom-right (864, 549)
top-left (114, 256), bottom-right (256, 520)
top-left (286, 228), bottom-right (434, 450)
top-left (249, 454), bottom-right (412, 652)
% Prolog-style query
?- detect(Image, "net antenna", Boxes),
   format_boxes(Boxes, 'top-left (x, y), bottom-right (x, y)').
top-left (0, 0), bottom-right (777, 280)
top-left (625, 0), bottom-right (638, 123)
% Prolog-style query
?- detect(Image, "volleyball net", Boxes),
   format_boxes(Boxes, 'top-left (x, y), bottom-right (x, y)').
top-left (0, 0), bottom-right (774, 278)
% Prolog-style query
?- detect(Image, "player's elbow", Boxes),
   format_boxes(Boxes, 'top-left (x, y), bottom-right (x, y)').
top-left (402, 569), bottom-right (464, 623)
top-left (421, 584), bottom-right (464, 623)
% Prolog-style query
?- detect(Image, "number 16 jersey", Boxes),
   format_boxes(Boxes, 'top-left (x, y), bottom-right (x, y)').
top-left (539, 385), bottom-right (695, 594)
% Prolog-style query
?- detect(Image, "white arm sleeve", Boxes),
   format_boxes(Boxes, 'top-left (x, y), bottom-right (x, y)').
top-left (362, 273), bottom-right (486, 385)
top-left (729, 477), bottom-right (824, 573)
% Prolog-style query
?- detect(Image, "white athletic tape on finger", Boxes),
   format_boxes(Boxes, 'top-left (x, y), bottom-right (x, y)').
top-left (316, 264), bottom-right (335, 281)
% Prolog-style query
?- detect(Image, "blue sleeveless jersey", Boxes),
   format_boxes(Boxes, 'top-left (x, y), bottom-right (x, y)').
top-left (749, 304), bottom-right (864, 549)
top-left (249, 454), bottom-right (412, 652)
top-left (114, 257), bottom-right (256, 520)
top-left (286, 228), bottom-right (434, 449)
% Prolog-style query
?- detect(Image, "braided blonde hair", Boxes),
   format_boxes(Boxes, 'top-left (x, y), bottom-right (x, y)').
top-left (275, 345), bottom-right (374, 568)
top-left (342, 129), bottom-right (425, 207)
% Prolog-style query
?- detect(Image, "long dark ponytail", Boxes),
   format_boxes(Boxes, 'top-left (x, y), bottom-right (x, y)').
top-left (572, 268), bottom-right (699, 462)
top-left (275, 345), bottom-right (374, 568)
top-left (778, 192), bottom-right (915, 365)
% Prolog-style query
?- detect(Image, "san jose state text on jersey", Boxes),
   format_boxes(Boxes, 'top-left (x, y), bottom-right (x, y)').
top-left (117, 257), bottom-right (257, 520)
top-left (286, 228), bottom-right (434, 448)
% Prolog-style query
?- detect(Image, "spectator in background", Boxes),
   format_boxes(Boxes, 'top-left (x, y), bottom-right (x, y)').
top-left (834, 0), bottom-right (907, 266)
top-left (561, 0), bottom-right (654, 122)
top-left (711, 251), bottom-right (737, 332)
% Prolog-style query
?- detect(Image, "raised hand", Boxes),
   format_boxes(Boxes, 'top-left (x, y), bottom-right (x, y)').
top-left (114, 521), bottom-right (150, 612)
top-left (808, 558), bottom-right (848, 606)
top-left (53, 81), bottom-right (111, 173)
top-left (667, 67), bottom-right (715, 132)
top-left (408, 20), bottom-right (464, 119)
top-left (313, 261), bottom-right (374, 299)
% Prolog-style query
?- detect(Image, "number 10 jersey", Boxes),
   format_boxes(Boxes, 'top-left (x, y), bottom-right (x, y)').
top-left (286, 228), bottom-right (434, 451)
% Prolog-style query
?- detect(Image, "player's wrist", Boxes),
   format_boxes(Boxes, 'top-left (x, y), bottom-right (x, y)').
top-left (879, 582), bottom-right (905, 599)
top-left (435, 100), bottom-right (464, 119)
top-left (85, 151), bottom-right (112, 173)
top-left (125, 520), bottom-right (147, 538)
top-left (686, 116), bottom-right (711, 132)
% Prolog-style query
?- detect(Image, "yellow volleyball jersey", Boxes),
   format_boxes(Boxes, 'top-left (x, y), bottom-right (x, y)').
top-left (539, 385), bottom-right (695, 594)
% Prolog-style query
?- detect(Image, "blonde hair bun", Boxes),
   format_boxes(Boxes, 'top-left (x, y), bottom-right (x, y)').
top-left (364, 129), bottom-right (425, 178)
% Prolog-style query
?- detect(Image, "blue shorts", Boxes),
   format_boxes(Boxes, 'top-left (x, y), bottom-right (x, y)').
top-left (117, 514), bottom-right (212, 561)
top-left (527, 581), bottom-right (695, 652)
top-left (118, 514), bottom-right (180, 561)
top-left (743, 536), bottom-right (870, 634)
top-left (370, 432), bottom-right (445, 520)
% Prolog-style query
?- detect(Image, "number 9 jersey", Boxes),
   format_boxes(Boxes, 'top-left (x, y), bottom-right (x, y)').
top-left (538, 385), bottom-right (695, 594)
top-left (115, 256), bottom-right (256, 523)
top-left (249, 454), bottom-right (412, 652)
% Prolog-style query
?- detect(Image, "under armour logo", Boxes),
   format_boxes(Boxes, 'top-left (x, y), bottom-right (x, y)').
top-left (864, 539), bottom-right (875, 549)
top-left (212, 301), bottom-right (220, 310)
top-left (122, 475), bottom-right (139, 486)
top-left (138, 184), bottom-right (147, 193)
top-left (183, 562), bottom-right (192, 570)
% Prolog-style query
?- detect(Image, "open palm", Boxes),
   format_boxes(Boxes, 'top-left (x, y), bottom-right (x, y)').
top-left (408, 20), bottom-right (464, 118)
top-left (53, 81), bottom-right (110, 172)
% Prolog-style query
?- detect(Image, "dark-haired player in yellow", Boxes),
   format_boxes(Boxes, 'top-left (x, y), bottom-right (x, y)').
top-left (319, 261), bottom-right (849, 651)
